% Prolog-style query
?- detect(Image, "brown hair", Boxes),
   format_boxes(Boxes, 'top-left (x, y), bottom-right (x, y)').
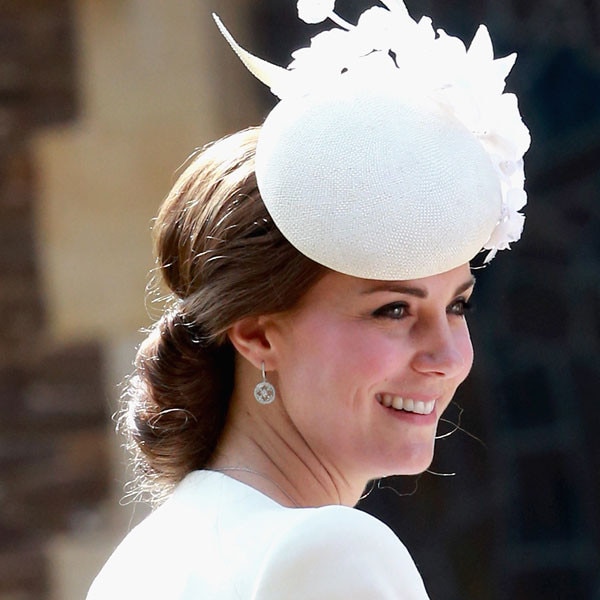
top-left (122, 127), bottom-right (325, 503)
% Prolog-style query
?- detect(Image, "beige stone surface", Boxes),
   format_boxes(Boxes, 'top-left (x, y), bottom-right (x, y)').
top-left (34, 0), bottom-right (259, 343)
top-left (48, 533), bottom-right (116, 600)
top-left (36, 1), bottom-right (261, 598)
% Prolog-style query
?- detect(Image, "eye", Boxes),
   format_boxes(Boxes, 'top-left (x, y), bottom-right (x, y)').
top-left (372, 302), bottom-right (409, 320)
top-left (447, 297), bottom-right (473, 317)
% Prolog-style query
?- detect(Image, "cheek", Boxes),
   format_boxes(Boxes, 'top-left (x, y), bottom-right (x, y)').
top-left (304, 324), bottom-right (410, 394)
top-left (279, 317), bottom-right (398, 391)
top-left (349, 331), bottom-right (409, 381)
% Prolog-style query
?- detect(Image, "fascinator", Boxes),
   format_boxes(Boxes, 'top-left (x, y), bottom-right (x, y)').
top-left (214, 0), bottom-right (530, 280)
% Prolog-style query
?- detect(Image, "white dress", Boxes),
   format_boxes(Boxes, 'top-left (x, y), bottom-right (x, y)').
top-left (87, 471), bottom-right (430, 599)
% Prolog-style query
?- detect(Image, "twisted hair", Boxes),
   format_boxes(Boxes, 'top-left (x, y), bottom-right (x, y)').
top-left (122, 128), bottom-right (325, 503)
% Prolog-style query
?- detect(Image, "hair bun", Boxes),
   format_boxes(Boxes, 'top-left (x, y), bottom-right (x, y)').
top-left (123, 309), bottom-right (233, 502)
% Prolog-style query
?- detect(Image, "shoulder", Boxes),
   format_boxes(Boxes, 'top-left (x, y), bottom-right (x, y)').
top-left (273, 504), bottom-right (408, 555)
top-left (253, 505), bottom-right (430, 599)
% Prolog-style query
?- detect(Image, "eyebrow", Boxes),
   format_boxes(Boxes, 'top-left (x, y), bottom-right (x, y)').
top-left (361, 276), bottom-right (476, 299)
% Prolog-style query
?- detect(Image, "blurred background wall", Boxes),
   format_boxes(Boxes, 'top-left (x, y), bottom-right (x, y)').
top-left (0, 1), bottom-right (260, 598)
top-left (0, 1), bottom-right (598, 599)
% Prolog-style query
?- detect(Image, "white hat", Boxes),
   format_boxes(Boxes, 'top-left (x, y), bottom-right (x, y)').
top-left (214, 0), bottom-right (530, 280)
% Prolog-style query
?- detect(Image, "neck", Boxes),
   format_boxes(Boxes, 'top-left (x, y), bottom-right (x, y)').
top-left (208, 465), bottom-right (302, 508)
top-left (208, 388), bottom-right (367, 508)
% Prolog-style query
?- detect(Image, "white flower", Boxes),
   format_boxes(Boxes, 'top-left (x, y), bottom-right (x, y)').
top-left (476, 93), bottom-right (531, 161)
top-left (466, 26), bottom-right (516, 96)
top-left (297, 0), bottom-right (336, 24)
top-left (506, 188), bottom-right (527, 212)
top-left (483, 186), bottom-right (527, 260)
top-left (484, 209), bottom-right (525, 252)
top-left (356, 7), bottom-right (416, 52)
top-left (285, 27), bottom-right (373, 96)
top-left (241, 1), bottom-right (530, 263)
top-left (289, 28), bottom-right (367, 71)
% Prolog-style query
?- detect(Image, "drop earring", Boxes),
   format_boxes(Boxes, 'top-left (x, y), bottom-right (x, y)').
top-left (253, 362), bottom-right (276, 404)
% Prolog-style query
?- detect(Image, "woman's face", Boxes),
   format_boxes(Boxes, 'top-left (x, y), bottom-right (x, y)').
top-left (265, 263), bottom-right (475, 483)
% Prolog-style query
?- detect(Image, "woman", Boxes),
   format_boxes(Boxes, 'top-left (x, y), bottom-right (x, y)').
top-left (88, 1), bottom-right (529, 598)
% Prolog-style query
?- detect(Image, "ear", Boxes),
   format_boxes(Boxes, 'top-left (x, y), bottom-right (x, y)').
top-left (227, 316), bottom-right (275, 370)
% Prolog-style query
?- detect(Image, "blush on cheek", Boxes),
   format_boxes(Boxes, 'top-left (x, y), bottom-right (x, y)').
top-left (343, 331), bottom-right (399, 370)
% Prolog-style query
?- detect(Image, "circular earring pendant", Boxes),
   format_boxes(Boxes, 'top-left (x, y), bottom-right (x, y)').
top-left (254, 380), bottom-right (276, 404)
top-left (254, 362), bottom-right (276, 404)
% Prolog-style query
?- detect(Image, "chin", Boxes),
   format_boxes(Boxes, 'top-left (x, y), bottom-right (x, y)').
top-left (376, 445), bottom-right (436, 478)
top-left (399, 461), bottom-right (433, 476)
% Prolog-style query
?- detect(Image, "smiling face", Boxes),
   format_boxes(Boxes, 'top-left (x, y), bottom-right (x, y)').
top-left (264, 263), bottom-right (475, 484)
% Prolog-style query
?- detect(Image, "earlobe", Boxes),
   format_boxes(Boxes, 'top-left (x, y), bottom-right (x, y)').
top-left (227, 316), bottom-right (274, 370)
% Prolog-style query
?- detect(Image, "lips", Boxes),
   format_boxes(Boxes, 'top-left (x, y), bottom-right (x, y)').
top-left (376, 393), bottom-right (435, 415)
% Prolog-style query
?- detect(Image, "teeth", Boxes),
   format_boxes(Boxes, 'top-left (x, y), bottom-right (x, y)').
top-left (378, 394), bottom-right (435, 415)
top-left (391, 396), bottom-right (403, 410)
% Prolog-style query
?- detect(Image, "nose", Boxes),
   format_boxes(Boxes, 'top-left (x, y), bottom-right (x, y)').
top-left (410, 316), bottom-right (472, 378)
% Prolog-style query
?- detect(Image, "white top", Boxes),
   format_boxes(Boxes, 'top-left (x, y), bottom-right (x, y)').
top-left (87, 471), bottom-right (430, 599)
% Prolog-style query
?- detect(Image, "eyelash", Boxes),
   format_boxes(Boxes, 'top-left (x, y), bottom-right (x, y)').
top-left (372, 298), bottom-right (473, 320)
top-left (448, 298), bottom-right (473, 317)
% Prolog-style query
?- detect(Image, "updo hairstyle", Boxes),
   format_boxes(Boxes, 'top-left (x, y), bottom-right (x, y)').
top-left (123, 127), bottom-right (325, 502)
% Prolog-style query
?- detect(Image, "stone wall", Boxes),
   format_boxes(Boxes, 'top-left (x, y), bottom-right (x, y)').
top-left (1, 0), bottom-right (261, 597)
top-left (2, 0), bottom-right (598, 598)
top-left (0, 2), bottom-right (109, 599)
